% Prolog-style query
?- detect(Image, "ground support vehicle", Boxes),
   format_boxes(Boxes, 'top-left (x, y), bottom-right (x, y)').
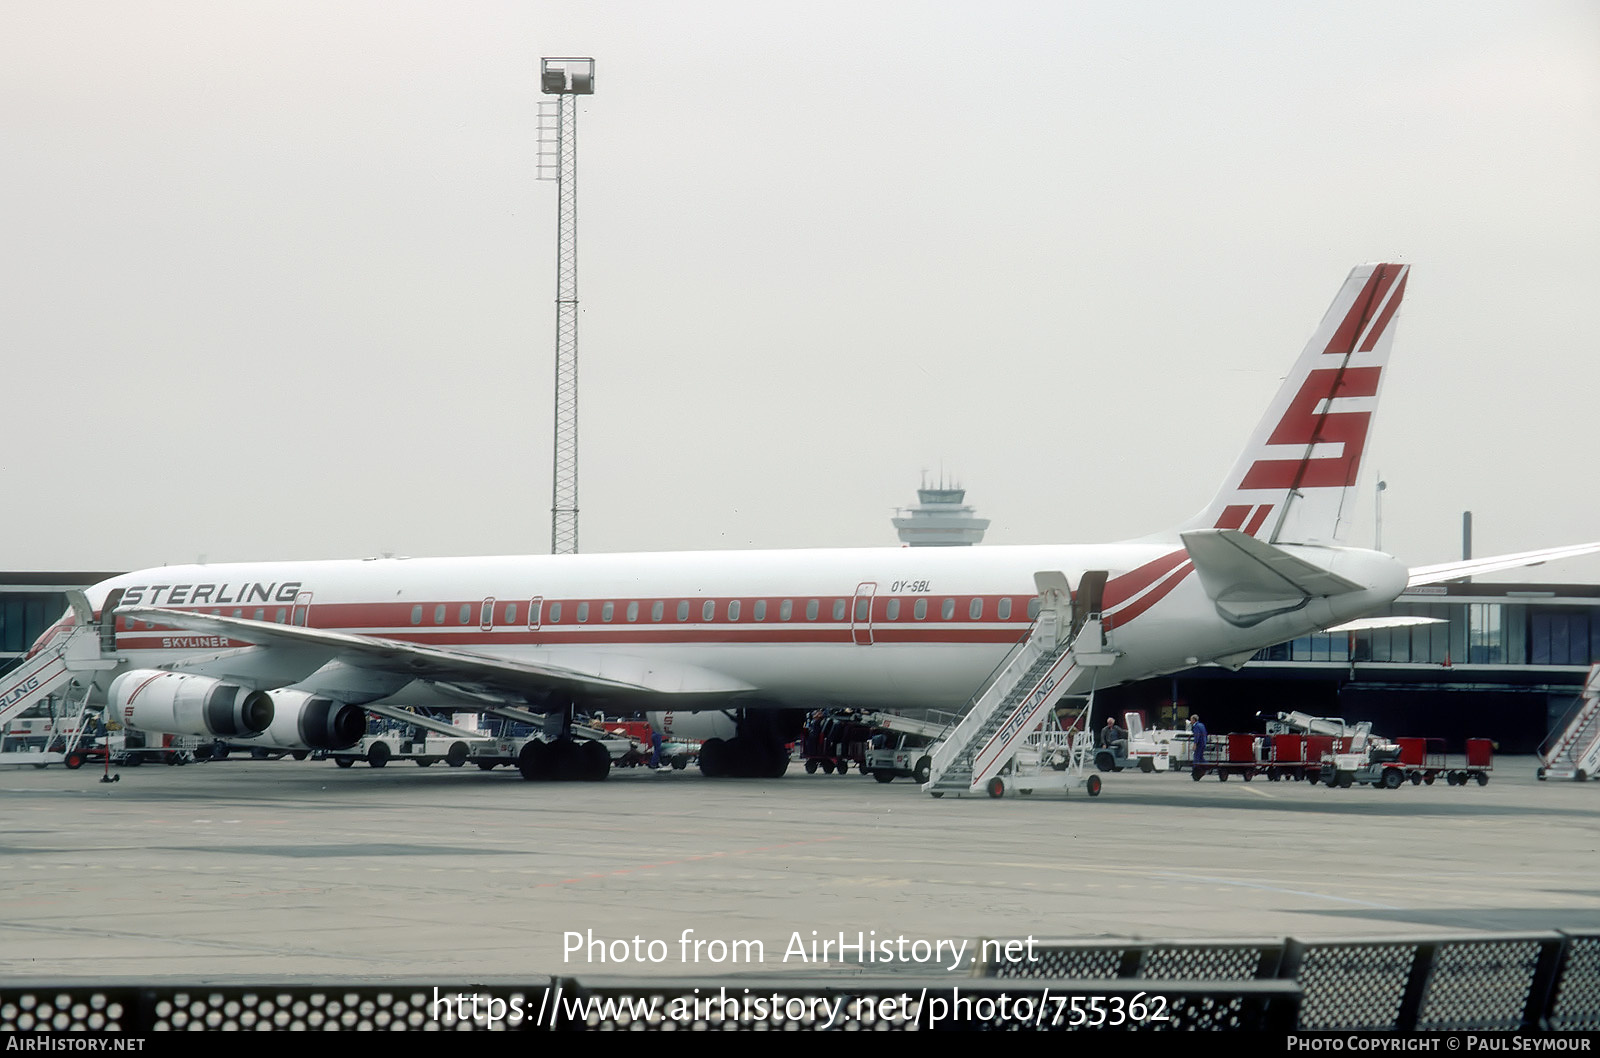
top-left (1393, 737), bottom-right (1448, 785)
top-left (859, 709), bottom-right (956, 783)
top-left (974, 712), bottom-right (1102, 800)
top-left (327, 729), bottom-right (475, 769)
top-left (1447, 739), bottom-right (1494, 786)
top-left (800, 712), bottom-right (872, 775)
top-left (1538, 664), bottom-right (1600, 781)
top-left (864, 733), bottom-right (940, 784)
top-left (1191, 733), bottom-right (1269, 782)
top-left (1094, 712), bottom-right (1182, 774)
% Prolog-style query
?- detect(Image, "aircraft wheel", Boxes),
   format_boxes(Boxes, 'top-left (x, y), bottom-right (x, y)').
top-left (1086, 774), bottom-right (1102, 797)
top-left (913, 756), bottom-right (932, 785)
top-left (213, 744), bottom-right (230, 761)
top-left (518, 739), bottom-right (554, 781)
top-left (367, 742), bottom-right (390, 768)
top-left (334, 756), bottom-right (355, 768)
top-left (1382, 769), bottom-right (1403, 789)
top-left (805, 759), bottom-right (819, 774)
top-left (1475, 772), bottom-right (1489, 786)
top-left (986, 776), bottom-right (1005, 799)
top-left (699, 738), bottom-right (727, 778)
top-left (581, 739), bottom-right (610, 781)
top-left (873, 770), bottom-right (894, 784)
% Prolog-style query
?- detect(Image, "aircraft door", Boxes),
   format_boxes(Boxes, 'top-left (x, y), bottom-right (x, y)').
top-left (527, 596), bottom-right (543, 631)
top-left (291, 592), bottom-right (313, 627)
top-left (481, 597), bottom-right (496, 631)
top-left (851, 582), bottom-right (877, 646)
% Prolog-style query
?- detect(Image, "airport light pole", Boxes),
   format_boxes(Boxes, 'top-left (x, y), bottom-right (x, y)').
top-left (538, 58), bottom-right (594, 555)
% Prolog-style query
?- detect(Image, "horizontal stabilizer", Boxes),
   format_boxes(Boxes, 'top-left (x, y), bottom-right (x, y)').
top-left (1407, 542), bottom-right (1600, 587)
top-left (1182, 529), bottom-right (1366, 603)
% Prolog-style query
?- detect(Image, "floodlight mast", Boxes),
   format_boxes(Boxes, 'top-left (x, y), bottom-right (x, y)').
top-left (538, 58), bottom-right (594, 555)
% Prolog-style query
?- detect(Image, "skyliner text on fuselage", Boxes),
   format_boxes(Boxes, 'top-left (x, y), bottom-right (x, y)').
top-left (14, 261), bottom-right (1576, 784)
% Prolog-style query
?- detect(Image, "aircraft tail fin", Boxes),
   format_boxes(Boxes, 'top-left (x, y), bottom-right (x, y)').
top-left (1180, 263), bottom-right (1408, 546)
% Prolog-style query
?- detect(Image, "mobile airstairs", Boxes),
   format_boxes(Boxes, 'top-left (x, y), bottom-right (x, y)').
top-left (1537, 664), bottom-right (1600, 782)
top-left (922, 571), bottom-right (1117, 799)
top-left (0, 596), bottom-right (119, 767)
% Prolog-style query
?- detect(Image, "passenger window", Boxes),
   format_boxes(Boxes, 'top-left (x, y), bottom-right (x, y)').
top-left (728, 600), bottom-right (741, 622)
top-left (886, 599), bottom-right (900, 621)
top-left (780, 599), bottom-right (793, 621)
top-left (651, 601), bottom-right (664, 622)
top-left (506, 604), bottom-right (517, 624)
top-left (232, 609), bottom-right (242, 619)
top-left (275, 608), bottom-right (287, 624)
top-left (459, 603), bottom-right (471, 624)
top-left (577, 602), bottom-right (590, 623)
top-left (602, 602), bottom-right (615, 622)
top-left (753, 600), bottom-right (766, 621)
top-left (434, 604), bottom-right (445, 625)
top-left (677, 601), bottom-right (689, 622)
top-left (626, 601), bottom-right (638, 622)
top-left (969, 598), bottom-right (983, 620)
top-left (832, 600), bottom-right (846, 622)
top-left (549, 602), bottom-right (563, 623)
top-left (1028, 598), bottom-right (1041, 620)
top-left (855, 598), bottom-right (869, 621)
top-left (411, 604), bottom-right (423, 626)
top-left (254, 609), bottom-right (265, 622)
top-left (998, 597), bottom-right (1013, 620)
top-left (941, 598), bottom-right (955, 620)
top-left (914, 599), bottom-right (927, 621)
top-left (806, 599), bottom-right (819, 621)
top-left (702, 600), bottom-right (715, 622)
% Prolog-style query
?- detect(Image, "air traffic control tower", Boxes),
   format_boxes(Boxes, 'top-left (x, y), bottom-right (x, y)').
top-left (891, 480), bottom-right (990, 546)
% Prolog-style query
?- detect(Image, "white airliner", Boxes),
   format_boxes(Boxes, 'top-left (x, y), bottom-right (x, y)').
top-left (4, 263), bottom-right (1596, 780)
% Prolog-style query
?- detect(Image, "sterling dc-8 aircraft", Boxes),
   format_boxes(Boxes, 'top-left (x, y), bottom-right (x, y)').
top-left (5, 263), bottom-right (1596, 781)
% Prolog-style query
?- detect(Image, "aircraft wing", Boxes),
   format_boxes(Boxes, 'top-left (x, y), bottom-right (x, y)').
top-left (1322, 615), bottom-right (1447, 633)
top-left (1406, 542), bottom-right (1600, 587)
top-left (117, 605), bottom-right (755, 704)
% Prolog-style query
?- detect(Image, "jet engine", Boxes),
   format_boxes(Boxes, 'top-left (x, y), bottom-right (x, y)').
top-left (647, 710), bottom-right (738, 742)
top-left (247, 689), bottom-right (367, 751)
top-left (109, 670), bottom-right (274, 739)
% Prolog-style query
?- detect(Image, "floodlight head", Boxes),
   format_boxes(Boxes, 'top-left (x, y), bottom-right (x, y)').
top-left (541, 57), bottom-right (595, 95)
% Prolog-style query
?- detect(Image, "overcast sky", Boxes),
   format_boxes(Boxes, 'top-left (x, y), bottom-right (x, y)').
top-left (3, 1), bottom-right (1597, 580)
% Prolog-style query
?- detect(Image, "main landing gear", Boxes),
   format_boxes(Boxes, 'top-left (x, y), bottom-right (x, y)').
top-left (698, 710), bottom-right (801, 779)
top-left (517, 695), bottom-right (611, 782)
